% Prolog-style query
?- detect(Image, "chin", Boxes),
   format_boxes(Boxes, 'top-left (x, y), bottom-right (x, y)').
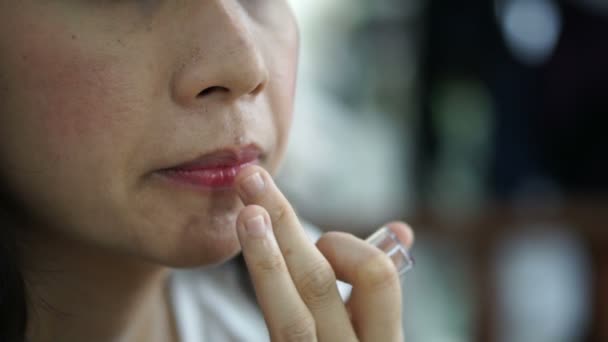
top-left (143, 234), bottom-right (243, 269)
top-left (142, 211), bottom-right (244, 269)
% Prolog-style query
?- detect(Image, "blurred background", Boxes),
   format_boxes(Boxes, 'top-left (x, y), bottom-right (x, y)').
top-left (282, 1), bottom-right (608, 341)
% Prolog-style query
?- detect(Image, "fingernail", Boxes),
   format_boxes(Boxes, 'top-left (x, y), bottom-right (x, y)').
top-left (245, 215), bottom-right (268, 237)
top-left (241, 172), bottom-right (265, 198)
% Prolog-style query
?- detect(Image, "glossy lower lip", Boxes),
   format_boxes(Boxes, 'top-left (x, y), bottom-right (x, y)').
top-left (157, 160), bottom-right (256, 190)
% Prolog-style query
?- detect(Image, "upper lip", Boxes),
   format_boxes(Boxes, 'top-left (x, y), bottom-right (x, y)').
top-left (164, 144), bottom-right (262, 171)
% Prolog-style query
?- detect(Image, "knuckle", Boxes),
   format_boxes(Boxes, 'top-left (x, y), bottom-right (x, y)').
top-left (358, 252), bottom-right (400, 291)
top-left (268, 202), bottom-right (291, 226)
top-left (296, 261), bottom-right (337, 307)
top-left (278, 314), bottom-right (317, 342)
top-left (253, 252), bottom-right (286, 274)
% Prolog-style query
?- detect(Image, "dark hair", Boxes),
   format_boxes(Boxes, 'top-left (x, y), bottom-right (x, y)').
top-left (0, 194), bottom-right (28, 342)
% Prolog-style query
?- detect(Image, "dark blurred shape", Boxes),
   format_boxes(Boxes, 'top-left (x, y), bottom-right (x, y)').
top-left (415, 1), bottom-right (608, 341)
top-left (535, 2), bottom-right (608, 194)
top-left (417, 0), bottom-right (505, 204)
top-left (418, 0), bottom-right (608, 201)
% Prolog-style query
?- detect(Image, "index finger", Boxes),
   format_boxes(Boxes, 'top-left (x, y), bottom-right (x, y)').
top-left (235, 165), bottom-right (356, 341)
top-left (235, 165), bottom-right (308, 253)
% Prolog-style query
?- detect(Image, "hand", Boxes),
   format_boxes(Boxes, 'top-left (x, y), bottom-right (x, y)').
top-left (234, 165), bottom-right (414, 342)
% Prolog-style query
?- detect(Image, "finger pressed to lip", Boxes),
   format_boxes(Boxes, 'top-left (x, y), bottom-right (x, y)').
top-left (235, 165), bottom-right (329, 279)
top-left (234, 165), bottom-right (306, 249)
top-left (235, 165), bottom-right (357, 341)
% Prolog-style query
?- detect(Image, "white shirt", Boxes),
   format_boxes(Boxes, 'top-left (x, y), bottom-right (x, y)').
top-left (169, 260), bottom-right (269, 342)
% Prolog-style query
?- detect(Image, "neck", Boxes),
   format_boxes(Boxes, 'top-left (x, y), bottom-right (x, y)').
top-left (22, 230), bottom-right (178, 342)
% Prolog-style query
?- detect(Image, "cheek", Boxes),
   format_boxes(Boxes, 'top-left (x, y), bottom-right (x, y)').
top-left (3, 11), bottom-right (152, 163)
top-left (3, 35), bottom-right (145, 174)
top-left (0, 19), bottom-right (154, 234)
top-left (0, 27), bottom-right (148, 248)
top-left (27, 53), bottom-right (132, 158)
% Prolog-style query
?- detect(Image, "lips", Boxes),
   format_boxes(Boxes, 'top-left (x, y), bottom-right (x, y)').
top-left (158, 144), bottom-right (262, 189)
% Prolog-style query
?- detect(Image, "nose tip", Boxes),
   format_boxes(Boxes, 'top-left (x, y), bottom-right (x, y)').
top-left (171, 4), bottom-right (270, 106)
top-left (172, 47), bottom-right (269, 105)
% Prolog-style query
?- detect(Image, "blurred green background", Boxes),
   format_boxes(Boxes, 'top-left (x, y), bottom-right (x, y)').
top-left (282, 1), bottom-right (608, 341)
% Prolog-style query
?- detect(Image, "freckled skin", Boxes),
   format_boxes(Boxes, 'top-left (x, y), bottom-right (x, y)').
top-left (0, 1), bottom-right (299, 266)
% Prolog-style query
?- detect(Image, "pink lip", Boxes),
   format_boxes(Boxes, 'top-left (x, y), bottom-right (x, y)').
top-left (158, 144), bottom-right (261, 190)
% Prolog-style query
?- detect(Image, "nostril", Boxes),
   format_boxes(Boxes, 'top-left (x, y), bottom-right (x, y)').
top-left (250, 82), bottom-right (264, 96)
top-left (198, 86), bottom-right (229, 97)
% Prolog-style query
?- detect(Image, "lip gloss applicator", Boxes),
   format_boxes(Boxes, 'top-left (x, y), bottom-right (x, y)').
top-left (337, 226), bottom-right (414, 301)
top-left (366, 226), bottom-right (414, 276)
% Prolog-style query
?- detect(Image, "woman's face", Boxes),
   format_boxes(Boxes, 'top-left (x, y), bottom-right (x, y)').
top-left (0, 1), bottom-right (298, 266)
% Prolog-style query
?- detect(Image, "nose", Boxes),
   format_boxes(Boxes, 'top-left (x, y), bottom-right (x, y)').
top-left (171, 2), bottom-right (269, 106)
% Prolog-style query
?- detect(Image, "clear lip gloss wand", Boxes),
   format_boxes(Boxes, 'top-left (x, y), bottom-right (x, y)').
top-left (366, 226), bottom-right (414, 276)
top-left (338, 226), bottom-right (414, 301)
